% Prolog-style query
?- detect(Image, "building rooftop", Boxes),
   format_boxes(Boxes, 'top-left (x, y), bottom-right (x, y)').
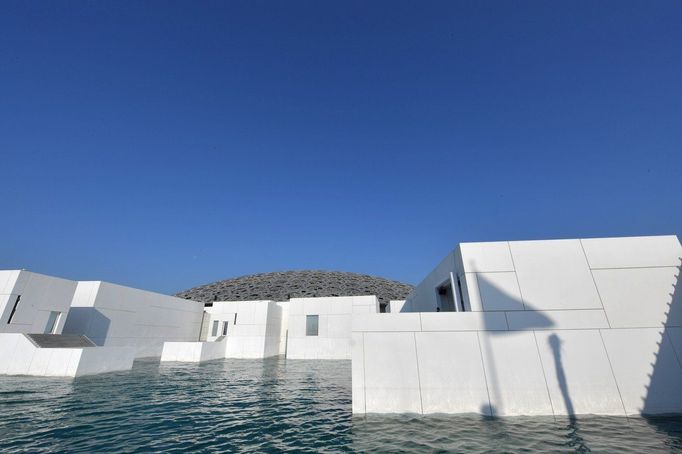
top-left (176, 270), bottom-right (413, 306)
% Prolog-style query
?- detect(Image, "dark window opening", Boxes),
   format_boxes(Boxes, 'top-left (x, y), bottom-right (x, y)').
top-left (222, 321), bottom-right (228, 336)
top-left (436, 281), bottom-right (456, 312)
top-left (306, 315), bottom-right (319, 336)
top-left (7, 295), bottom-right (21, 324)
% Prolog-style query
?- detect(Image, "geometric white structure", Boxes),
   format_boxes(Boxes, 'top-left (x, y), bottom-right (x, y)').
top-left (0, 333), bottom-right (134, 377)
top-left (160, 295), bottom-right (380, 362)
top-left (0, 270), bottom-right (76, 335)
top-left (352, 235), bottom-right (682, 416)
top-left (62, 280), bottom-right (205, 358)
top-left (0, 271), bottom-right (136, 377)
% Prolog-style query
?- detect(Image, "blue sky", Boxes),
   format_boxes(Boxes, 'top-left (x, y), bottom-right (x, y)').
top-left (1, 1), bottom-right (681, 293)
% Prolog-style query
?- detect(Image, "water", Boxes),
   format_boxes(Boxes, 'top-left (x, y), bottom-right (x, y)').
top-left (0, 358), bottom-right (681, 453)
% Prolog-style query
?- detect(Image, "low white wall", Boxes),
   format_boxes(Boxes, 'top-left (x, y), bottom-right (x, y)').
top-left (62, 281), bottom-right (204, 358)
top-left (0, 333), bottom-right (134, 377)
top-left (161, 339), bottom-right (227, 362)
top-left (0, 271), bottom-right (77, 335)
top-left (352, 314), bottom-right (682, 416)
top-left (287, 296), bottom-right (379, 359)
top-left (75, 346), bottom-right (136, 377)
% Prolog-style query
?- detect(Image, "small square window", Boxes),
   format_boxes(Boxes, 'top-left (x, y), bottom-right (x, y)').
top-left (306, 315), bottom-right (319, 336)
top-left (211, 320), bottom-right (219, 337)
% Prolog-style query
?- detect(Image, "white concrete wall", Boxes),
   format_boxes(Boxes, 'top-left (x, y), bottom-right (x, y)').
top-left (387, 300), bottom-right (406, 313)
top-left (62, 281), bottom-right (204, 358)
top-left (287, 296), bottom-right (379, 359)
top-left (0, 271), bottom-right (77, 335)
top-left (160, 339), bottom-right (227, 362)
top-left (353, 235), bottom-right (682, 416)
top-left (0, 333), bottom-right (135, 377)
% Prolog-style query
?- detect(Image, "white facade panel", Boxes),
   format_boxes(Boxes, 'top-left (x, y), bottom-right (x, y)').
top-left (363, 332), bottom-right (422, 413)
top-left (600, 328), bottom-right (682, 415)
top-left (478, 331), bottom-right (553, 416)
top-left (351, 332), bottom-right (366, 414)
top-left (592, 267), bottom-right (681, 328)
top-left (419, 312), bottom-right (508, 332)
top-left (459, 241), bottom-right (515, 273)
top-left (509, 239), bottom-right (602, 310)
top-left (476, 272), bottom-right (524, 311)
top-left (0, 270), bottom-right (20, 294)
top-left (415, 331), bottom-right (491, 415)
top-left (506, 309), bottom-right (609, 331)
top-left (352, 313), bottom-right (421, 333)
top-left (581, 235), bottom-right (682, 269)
top-left (534, 330), bottom-right (625, 416)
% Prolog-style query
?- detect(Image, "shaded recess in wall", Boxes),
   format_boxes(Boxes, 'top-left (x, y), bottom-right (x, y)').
top-left (62, 308), bottom-right (111, 346)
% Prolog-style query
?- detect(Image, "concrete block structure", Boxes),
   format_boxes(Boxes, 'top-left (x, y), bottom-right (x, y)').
top-left (286, 296), bottom-right (378, 359)
top-left (351, 235), bottom-right (682, 417)
top-left (62, 281), bottom-right (204, 358)
top-left (203, 300), bottom-right (287, 358)
top-left (0, 270), bottom-right (76, 335)
top-left (0, 271), bottom-right (138, 377)
top-left (160, 295), bottom-right (380, 362)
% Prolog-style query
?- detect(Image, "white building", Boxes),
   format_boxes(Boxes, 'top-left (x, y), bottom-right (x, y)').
top-left (160, 295), bottom-right (380, 362)
top-left (0, 271), bottom-right (136, 377)
top-left (1, 234), bottom-right (680, 418)
top-left (351, 235), bottom-right (682, 417)
top-left (0, 270), bottom-right (75, 335)
top-left (62, 280), bottom-right (204, 358)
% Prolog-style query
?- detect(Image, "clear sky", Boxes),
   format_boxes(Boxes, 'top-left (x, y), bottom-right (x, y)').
top-left (1, 1), bottom-right (681, 293)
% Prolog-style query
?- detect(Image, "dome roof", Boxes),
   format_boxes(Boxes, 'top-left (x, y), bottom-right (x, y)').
top-left (176, 270), bottom-right (413, 306)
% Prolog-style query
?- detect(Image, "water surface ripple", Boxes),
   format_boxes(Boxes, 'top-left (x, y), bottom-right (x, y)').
top-left (0, 359), bottom-right (680, 452)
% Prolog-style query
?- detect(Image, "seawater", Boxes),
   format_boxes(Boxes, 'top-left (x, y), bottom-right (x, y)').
top-left (0, 358), bottom-right (681, 453)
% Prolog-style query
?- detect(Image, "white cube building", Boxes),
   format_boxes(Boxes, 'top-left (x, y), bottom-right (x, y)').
top-left (351, 235), bottom-right (682, 417)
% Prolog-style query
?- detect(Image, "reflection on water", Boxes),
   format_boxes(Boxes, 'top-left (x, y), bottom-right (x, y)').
top-left (0, 359), bottom-right (680, 453)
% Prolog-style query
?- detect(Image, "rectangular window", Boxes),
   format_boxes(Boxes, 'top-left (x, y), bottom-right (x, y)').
top-left (234, 313), bottom-right (237, 325)
top-left (306, 315), bottom-right (319, 336)
top-left (7, 295), bottom-right (21, 324)
top-left (44, 311), bottom-right (62, 334)
top-left (211, 320), bottom-right (219, 336)
top-left (222, 321), bottom-right (228, 336)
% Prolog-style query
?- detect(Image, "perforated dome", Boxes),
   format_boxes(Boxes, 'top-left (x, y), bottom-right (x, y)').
top-left (176, 270), bottom-right (413, 306)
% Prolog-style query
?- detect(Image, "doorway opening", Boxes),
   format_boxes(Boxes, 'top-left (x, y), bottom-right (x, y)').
top-left (436, 280), bottom-right (456, 312)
